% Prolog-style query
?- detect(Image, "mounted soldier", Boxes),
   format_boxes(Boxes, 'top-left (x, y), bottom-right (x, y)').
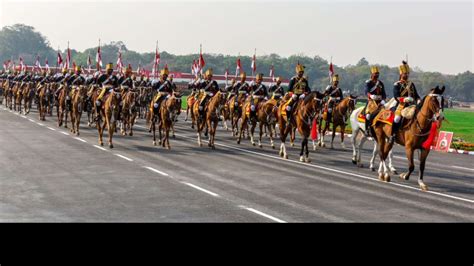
top-left (151, 66), bottom-right (172, 116)
top-left (363, 66), bottom-right (386, 136)
top-left (269, 77), bottom-right (285, 104)
top-left (232, 72), bottom-right (250, 108)
top-left (248, 73), bottom-right (269, 119)
top-left (198, 68), bottom-right (220, 119)
top-left (95, 63), bottom-right (119, 120)
top-left (323, 74), bottom-right (343, 124)
top-left (286, 63), bottom-right (311, 121)
top-left (390, 60), bottom-right (421, 143)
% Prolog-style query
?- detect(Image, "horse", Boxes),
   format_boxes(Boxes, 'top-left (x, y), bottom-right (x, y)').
top-left (120, 90), bottom-right (139, 136)
top-left (193, 91), bottom-right (226, 149)
top-left (228, 92), bottom-right (246, 137)
top-left (56, 84), bottom-right (70, 128)
top-left (159, 92), bottom-right (182, 149)
top-left (237, 97), bottom-right (278, 149)
top-left (21, 82), bottom-right (35, 115)
top-left (349, 104), bottom-right (397, 172)
top-left (86, 84), bottom-right (99, 127)
top-left (37, 83), bottom-right (52, 121)
top-left (318, 95), bottom-right (357, 149)
top-left (13, 82), bottom-right (23, 113)
top-left (69, 85), bottom-right (87, 135)
top-left (4, 79), bottom-right (13, 109)
top-left (138, 86), bottom-right (152, 119)
top-left (276, 93), bottom-right (300, 159)
top-left (95, 87), bottom-right (120, 148)
top-left (373, 86), bottom-right (445, 191)
top-left (184, 92), bottom-right (196, 125)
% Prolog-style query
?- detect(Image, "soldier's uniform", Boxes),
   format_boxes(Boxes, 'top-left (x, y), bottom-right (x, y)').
top-left (324, 74), bottom-right (343, 123)
top-left (390, 61), bottom-right (420, 143)
top-left (363, 66), bottom-right (386, 136)
top-left (249, 73), bottom-right (269, 118)
top-left (198, 68), bottom-right (220, 117)
top-left (286, 64), bottom-right (310, 120)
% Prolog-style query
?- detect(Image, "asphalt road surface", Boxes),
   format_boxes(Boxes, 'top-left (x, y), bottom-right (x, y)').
top-left (0, 106), bottom-right (473, 222)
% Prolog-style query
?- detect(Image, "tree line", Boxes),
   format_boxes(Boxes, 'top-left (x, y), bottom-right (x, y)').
top-left (1, 24), bottom-right (473, 100)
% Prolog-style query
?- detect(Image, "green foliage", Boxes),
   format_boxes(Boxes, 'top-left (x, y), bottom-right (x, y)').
top-left (1, 24), bottom-right (473, 102)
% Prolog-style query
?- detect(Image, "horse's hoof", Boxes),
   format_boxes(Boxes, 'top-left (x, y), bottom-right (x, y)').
top-left (153, 141), bottom-right (156, 146)
top-left (300, 156), bottom-right (305, 162)
top-left (284, 154), bottom-right (288, 159)
top-left (419, 182), bottom-right (428, 191)
top-left (341, 144), bottom-right (346, 149)
top-left (109, 143), bottom-right (114, 149)
top-left (352, 159), bottom-right (357, 165)
top-left (237, 140), bottom-right (240, 145)
top-left (271, 145), bottom-right (275, 149)
top-left (322, 143), bottom-right (326, 148)
top-left (305, 157), bottom-right (311, 163)
top-left (199, 143), bottom-right (202, 147)
top-left (370, 167), bottom-right (376, 172)
top-left (357, 164), bottom-right (364, 168)
top-left (378, 173), bottom-right (384, 181)
top-left (172, 135), bottom-right (176, 139)
top-left (259, 144), bottom-right (263, 148)
top-left (252, 142), bottom-right (256, 146)
top-left (384, 173), bottom-right (391, 182)
top-left (391, 168), bottom-right (398, 175)
top-left (400, 173), bottom-right (409, 181)
top-left (290, 143), bottom-right (294, 147)
top-left (279, 150), bottom-right (283, 157)
top-left (100, 142), bottom-right (104, 146)
top-left (76, 132), bottom-right (80, 136)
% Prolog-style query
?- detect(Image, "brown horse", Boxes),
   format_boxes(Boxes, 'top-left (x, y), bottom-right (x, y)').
top-left (318, 95), bottom-right (357, 149)
top-left (120, 90), bottom-right (139, 136)
top-left (228, 93), bottom-right (247, 137)
top-left (21, 82), bottom-right (34, 115)
top-left (193, 91), bottom-right (226, 149)
top-left (37, 83), bottom-right (52, 120)
top-left (159, 92), bottom-right (182, 149)
top-left (56, 84), bottom-right (70, 127)
top-left (13, 82), bottom-right (24, 113)
top-left (237, 97), bottom-right (278, 149)
top-left (96, 89), bottom-right (120, 148)
top-left (185, 93), bottom-right (196, 126)
top-left (4, 79), bottom-right (14, 110)
top-left (373, 86), bottom-right (445, 191)
top-left (86, 84), bottom-right (100, 127)
top-left (276, 93), bottom-right (300, 159)
top-left (69, 85), bottom-right (88, 135)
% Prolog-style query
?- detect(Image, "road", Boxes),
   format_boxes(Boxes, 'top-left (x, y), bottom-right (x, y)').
top-left (0, 106), bottom-right (473, 222)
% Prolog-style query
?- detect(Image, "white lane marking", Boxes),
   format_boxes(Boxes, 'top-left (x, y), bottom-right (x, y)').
top-left (28, 119), bottom-right (35, 122)
top-left (182, 182), bottom-right (220, 197)
top-left (93, 145), bottom-right (107, 151)
top-left (47, 127), bottom-right (56, 131)
top-left (144, 166), bottom-right (169, 176)
top-left (60, 131), bottom-right (69, 136)
top-left (36, 122), bottom-right (44, 126)
top-left (114, 153), bottom-right (133, 161)
top-left (74, 137), bottom-right (87, 143)
top-left (452, 166), bottom-right (474, 172)
top-left (174, 133), bottom-right (474, 204)
top-left (21, 115), bottom-right (27, 118)
top-left (239, 205), bottom-right (287, 223)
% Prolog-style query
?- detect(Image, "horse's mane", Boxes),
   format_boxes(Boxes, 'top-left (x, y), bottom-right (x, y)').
top-left (303, 91), bottom-right (318, 105)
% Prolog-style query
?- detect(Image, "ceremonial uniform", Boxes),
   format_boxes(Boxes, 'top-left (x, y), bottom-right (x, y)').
top-left (286, 64), bottom-right (310, 120)
top-left (249, 73), bottom-right (269, 117)
top-left (269, 77), bottom-right (285, 101)
top-left (324, 74), bottom-right (343, 123)
top-left (363, 66), bottom-right (386, 136)
top-left (151, 67), bottom-right (173, 113)
top-left (198, 68), bottom-right (220, 117)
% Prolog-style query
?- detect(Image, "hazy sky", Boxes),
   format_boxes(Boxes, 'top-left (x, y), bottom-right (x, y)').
top-left (0, 0), bottom-right (472, 74)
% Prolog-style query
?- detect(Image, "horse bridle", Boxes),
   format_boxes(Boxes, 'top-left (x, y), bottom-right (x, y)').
top-left (414, 93), bottom-right (443, 136)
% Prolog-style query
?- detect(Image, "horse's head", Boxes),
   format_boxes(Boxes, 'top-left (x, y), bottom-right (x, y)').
top-left (422, 85), bottom-right (445, 121)
top-left (173, 91), bottom-right (183, 115)
top-left (348, 94), bottom-right (358, 113)
top-left (304, 91), bottom-right (325, 113)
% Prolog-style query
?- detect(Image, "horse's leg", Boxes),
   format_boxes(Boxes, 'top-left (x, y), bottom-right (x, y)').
top-left (330, 124), bottom-right (336, 149)
top-left (64, 105), bottom-right (68, 128)
top-left (299, 137), bottom-right (305, 162)
top-left (152, 120), bottom-right (157, 146)
top-left (304, 137), bottom-right (311, 163)
top-left (165, 121), bottom-right (171, 149)
top-left (258, 123), bottom-right (263, 148)
top-left (237, 116), bottom-right (246, 144)
top-left (370, 140), bottom-right (377, 171)
top-left (400, 146), bottom-right (415, 182)
top-left (268, 124), bottom-right (275, 149)
top-left (290, 127), bottom-right (295, 147)
top-left (388, 149), bottom-right (397, 174)
top-left (108, 117), bottom-right (114, 149)
top-left (351, 130), bottom-right (359, 165)
top-left (98, 119), bottom-right (104, 146)
top-left (340, 124), bottom-right (346, 149)
top-left (418, 148), bottom-right (430, 191)
top-left (250, 120), bottom-right (256, 146)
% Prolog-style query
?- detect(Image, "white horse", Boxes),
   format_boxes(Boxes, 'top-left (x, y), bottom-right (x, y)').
top-left (349, 101), bottom-right (397, 173)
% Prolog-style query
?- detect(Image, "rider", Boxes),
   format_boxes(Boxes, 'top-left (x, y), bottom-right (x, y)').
top-left (151, 66), bottom-right (172, 114)
top-left (95, 63), bottom-right (119, 120)
top-left (118, 65), bottom-right (134, 93)
top-left (390, 60), bottom-right (421, 143)
top-left (249, 73), bottom-right (269, 119)
top-left (324, 74), bottom-right (343, 124)
top-left (287, 63), bottom-right (310, 121)
top-left (364, 66), bottom-right (386, 136)
top-left (269, 77), bottom-right (285, 104)
top-left (232, 72), bottom-right (250, 108)
top-left (198, 68), bottom-right (220, 118)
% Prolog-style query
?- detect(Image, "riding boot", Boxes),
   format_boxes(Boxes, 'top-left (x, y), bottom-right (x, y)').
top-left (365, 118), bottom-right (372, 137)
top-left (389, 122), bottom-right (400, 144)
top-left (95, 102), bottom-right (102, 121)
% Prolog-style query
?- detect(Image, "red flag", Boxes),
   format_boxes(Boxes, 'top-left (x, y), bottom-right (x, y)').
top-left (34, 55), bottom-right (42, 72)
top-left (329, 62), bottom-right (334, 80)
top-left (198, 44), bottom-right (205, 74)
top-left (235, 57), bottom-right (241, 77)
top-left (87, 53), bottom-right (92, 72)
top-left (116, 49), bottom-right (123, 72)
top-left (311, 118), bottom-right (318, 140)
top-left (19, 57), bottom-right (25, 71)
top-left (45, 59), bottom-right (50, 71)
top-left (152, 44), bottom-right (160, 78)
top-left (72, 61), bottom-right (76, 72)
top-left (96, 41), bottom-right (103, 69)
top-left (66, 42), bottom-right (71, 69)
top-left (57, 50), bottom-right (63, 67)
top-left (3, 60), bottom-right (11, 70)
top-left (251, 51), bottom-right (256, 74)
top-left (269, 65), bottom-right (274, 80)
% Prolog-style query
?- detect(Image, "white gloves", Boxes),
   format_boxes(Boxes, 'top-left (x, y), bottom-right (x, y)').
top-left (403, 97), bottom-right (413, 103)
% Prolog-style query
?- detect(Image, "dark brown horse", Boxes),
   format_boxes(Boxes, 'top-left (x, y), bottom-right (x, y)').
top-left (56, 84), bottom-right (70, 127)
top-left (373, 86), bottom-right (445, 191)
top-left (120, 90), bottom-right (139, 136)
top-left (318, 95), bottom-right (357, 149)
top-left (37, 83), bottom-right (52, 120)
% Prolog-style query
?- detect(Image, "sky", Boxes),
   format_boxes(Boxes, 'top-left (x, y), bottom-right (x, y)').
top-left (0, 0), bottom-right (472, 74)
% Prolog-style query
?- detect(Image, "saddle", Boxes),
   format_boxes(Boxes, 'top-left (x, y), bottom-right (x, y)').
top-left (372, 109), bottom-right (394, 126)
